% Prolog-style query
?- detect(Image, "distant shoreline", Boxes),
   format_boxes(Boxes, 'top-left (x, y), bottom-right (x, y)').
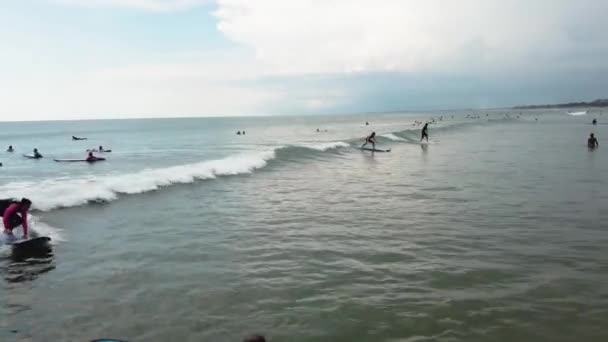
top-left (513, 98), bottom-right (608, 110)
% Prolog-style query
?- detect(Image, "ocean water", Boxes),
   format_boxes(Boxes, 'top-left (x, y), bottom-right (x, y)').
top-left (1, 110), bottom-right (607, 342)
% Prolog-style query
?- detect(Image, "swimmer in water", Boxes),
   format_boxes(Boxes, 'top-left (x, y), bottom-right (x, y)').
top-left (588, 133), bottom-right (599, 149)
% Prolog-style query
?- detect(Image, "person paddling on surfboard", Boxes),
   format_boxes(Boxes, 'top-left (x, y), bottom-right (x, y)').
top-left (33, 148), bottom-right (42, 158)
top-left (1, 198), bottom-right (32, 241)
top-left (420, 123), bottom-right (429, 142)
top-left (362, 132), bottom-right (377, 149)
top-left (86, 152), bottom-right (103, 162)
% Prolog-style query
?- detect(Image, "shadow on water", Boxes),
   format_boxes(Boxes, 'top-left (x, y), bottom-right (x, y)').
top-left (0, 243), bottom-right (55, 283)
top-left (420, 143), bottom-right (428, 154)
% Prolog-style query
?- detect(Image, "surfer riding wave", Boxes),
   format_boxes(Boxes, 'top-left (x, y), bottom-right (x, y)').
top-left (361, 132), bottom-right (377, 150)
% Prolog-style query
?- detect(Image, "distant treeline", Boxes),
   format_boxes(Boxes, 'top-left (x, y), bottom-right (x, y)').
top-left (513, 98), bottom-right (608, 109)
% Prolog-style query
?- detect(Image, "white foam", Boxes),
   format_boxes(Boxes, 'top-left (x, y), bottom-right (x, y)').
top-left (381, 133), bottom-right (407, 141)
top-left (29, 216), bottom-right (65, 243)
top-left (567, 111), bottom-right (588, 116)
top-left (2, 216), bottom-right (65, 244)
top-left (297, 141), bottom-right (350, 151)
top-left (0, 150), bottom-right (276, 211)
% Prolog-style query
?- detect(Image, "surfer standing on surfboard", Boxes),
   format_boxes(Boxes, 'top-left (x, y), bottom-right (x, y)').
top-left (361, 132), bottom-right (377, 149)
top-left (1, 198), bottom-right (32, 241)
top-left (421, 123), bottom-right (429, 142)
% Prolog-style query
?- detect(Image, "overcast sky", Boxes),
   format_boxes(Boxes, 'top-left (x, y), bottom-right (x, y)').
top-left (1, 0), bottom-right (607, 120)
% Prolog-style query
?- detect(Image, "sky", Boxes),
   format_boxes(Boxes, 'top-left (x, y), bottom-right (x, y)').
top-left (0, 0), bottom-right (607, 121)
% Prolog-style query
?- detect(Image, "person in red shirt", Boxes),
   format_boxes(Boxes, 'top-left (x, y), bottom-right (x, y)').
top-left (2, 198), bottom-right (32, 240)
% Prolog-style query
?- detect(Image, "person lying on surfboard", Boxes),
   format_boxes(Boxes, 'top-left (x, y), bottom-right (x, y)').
top-left (33, 148), bottom-right (43, 158)
top-left (1, 198), bottom-right (32, 241)
top-left (87, 146), bottom-right (110, 153)
top-left (421, 123), bottom-right (429, 142)
top-left (361, 132), bottom-right (377, 149)
top-left (86, 152), bottom-right (103, 162)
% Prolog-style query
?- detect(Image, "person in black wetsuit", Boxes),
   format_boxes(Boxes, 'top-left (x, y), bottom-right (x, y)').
top-left (588, 133), bottom-right (599, 149)
top-left (420, 123), bottom-right (429, 142)
top-left (361, 132), bottom-right (377, 149)
top-left (33, 148), bottom-right (42, 158)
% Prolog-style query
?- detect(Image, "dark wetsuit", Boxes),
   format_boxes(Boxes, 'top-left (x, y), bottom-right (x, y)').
top-left (588, 137), bottom-right (599, 149)
top-left (362, 134), bottom-right (376, 148)
top-left (421, 124), bottom-right (429, 141)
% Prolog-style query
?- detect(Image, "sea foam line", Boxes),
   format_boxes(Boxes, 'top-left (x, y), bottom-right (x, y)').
top-left (381, 133), bottom-right (407, 141)
top-left (0, 150), bottom-right (276, 211)
top-left (295, 141), bottom-right (350, 151)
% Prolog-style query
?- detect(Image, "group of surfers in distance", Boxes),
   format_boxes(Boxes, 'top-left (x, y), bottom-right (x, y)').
top-left (361, 122), bottom-right (430, 150)
top-left (6, 146), bottom-right (43, 158)
top-left (2, 137), bottom-right (111, 165)
top-left (236, 131), bottom-right (246, 135)
top-left (360, 119), bottom-right (598, 152)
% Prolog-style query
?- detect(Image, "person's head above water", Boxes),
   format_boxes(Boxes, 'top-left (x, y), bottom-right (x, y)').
top-left (20, 198), bottom-right (32, 210)
top-left (34, 148), bottom-right (38, 152)
top-left (99, 146), bottom-right (103, 150)
top-left (89, 152), bottom-right (94, 157)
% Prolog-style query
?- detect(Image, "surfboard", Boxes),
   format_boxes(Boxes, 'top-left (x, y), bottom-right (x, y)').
top-left (54, 158), bottom-right (106, 162)
top-left (86, 150), bottom-right (112, 153)
top-left (361, 147), bottom-right (391, 152)
top-left (23, 154), bottom-right (42, 159)
top-left (11, 236), bottom-right (51, 248)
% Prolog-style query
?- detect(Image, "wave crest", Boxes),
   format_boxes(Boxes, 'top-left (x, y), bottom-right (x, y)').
top-left (0, 151), bottom-right (275, 211)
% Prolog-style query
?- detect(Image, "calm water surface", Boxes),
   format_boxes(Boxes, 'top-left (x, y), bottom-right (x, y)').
top-left (1, 110), bottom-right (607, 341)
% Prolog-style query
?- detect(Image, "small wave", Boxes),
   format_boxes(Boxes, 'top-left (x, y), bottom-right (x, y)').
top-left (381, 133), bottom-right (407, 142)
top-left (567, 111), bottom-right (588, 116)
top-left (295, 141), bottom-right (350, 151)
top-left (30, 217), bottom-right (65, 243)
top-left (0, 151), bottom-right (276, 211)
top-left (3, 216), bottom-right (65, 244)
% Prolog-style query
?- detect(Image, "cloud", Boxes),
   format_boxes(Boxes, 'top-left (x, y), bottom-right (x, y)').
top-left (4, 0), bottom-right (608, 120)
top-left (55, 0), bottom-right (211, 11)
top-left (0, 57), bottom-right (279, 120)
top-left (215, 0), bottom-right (608, 75)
